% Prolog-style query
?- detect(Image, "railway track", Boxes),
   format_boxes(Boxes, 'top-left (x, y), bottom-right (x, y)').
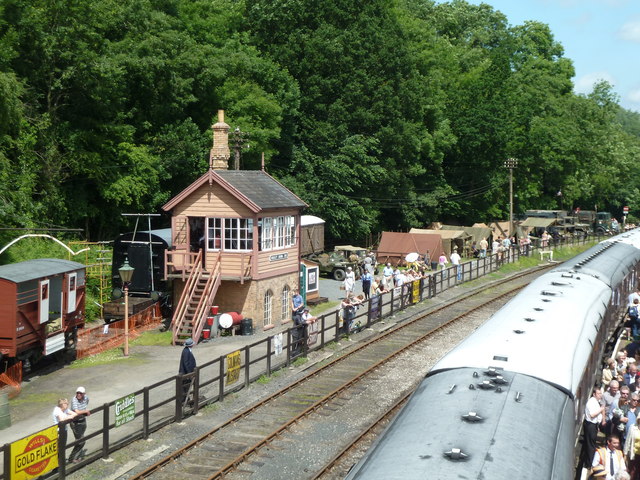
top-left (130, 266), bottom-right (552, 480)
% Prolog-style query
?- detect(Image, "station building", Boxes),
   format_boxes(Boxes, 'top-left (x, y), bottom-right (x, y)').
top-left (162, 111), bottom-right (307, 343)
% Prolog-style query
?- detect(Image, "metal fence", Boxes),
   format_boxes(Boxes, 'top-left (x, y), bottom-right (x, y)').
top-left (1, 234), bottom-right (594, 480)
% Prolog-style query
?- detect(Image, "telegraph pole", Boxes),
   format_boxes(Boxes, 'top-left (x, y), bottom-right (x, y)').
top-left (503, 158), bottom-right (518, 238)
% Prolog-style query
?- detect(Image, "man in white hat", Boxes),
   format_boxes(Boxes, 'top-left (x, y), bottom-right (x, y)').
top-left (69, 386), bottom-right (90, 463)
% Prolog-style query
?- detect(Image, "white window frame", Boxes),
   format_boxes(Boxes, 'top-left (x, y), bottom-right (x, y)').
top-left (208, 217), bottom-right (253, 251)
top-left (260, 217), bottom-right (273, 251)
top-left (281, 285), bottom-right (290, 323)
top-left (207, 218), bottom-right (222, 250)
top-left (263, 289), bottom-right (273, 327)
top-left (274, 216), bottom-right (285, 249)
top-left (285, 216), bottom-right (295, 247)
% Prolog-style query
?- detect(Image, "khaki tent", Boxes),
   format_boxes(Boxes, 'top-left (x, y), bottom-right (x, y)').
top-left (409, 228), bottom-right (470, 257)
top-left (440, 225), bottom-right (492, 245)
top-left (376, 232), bottom-right (443, 266)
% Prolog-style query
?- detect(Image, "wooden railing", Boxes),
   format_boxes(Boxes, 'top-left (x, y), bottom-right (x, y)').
top-left (192, 255), bottom-right (222, 343)
top-left (171, 250), bottom-right (203, 345)
top-left (164, 249), bottom-right (201, 281)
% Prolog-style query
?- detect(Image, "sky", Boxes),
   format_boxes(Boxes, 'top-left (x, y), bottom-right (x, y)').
top-left (465, 0), bottom-right (640, 112)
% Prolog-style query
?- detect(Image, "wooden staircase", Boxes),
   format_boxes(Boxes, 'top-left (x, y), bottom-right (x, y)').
top-left (171, 251), bottom-right (222, 345)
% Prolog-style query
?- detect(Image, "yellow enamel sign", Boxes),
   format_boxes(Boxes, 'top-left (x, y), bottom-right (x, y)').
top-left (11, 425), bottom-right (59, 479)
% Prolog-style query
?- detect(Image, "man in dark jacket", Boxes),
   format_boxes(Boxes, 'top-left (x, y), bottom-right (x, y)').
top-left (179, 338), bottom-right (196, 401)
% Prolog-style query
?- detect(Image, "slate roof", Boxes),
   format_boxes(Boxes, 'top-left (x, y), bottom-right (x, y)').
top-left (0, 259), bottom-right (85, 284)
top-left (163, 169), bottom-right (307, 213)
top-left (216, 170), bottom-right (307, 210)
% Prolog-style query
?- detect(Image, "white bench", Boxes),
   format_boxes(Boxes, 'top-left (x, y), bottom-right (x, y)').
top-left (539, 250), bottom-right (554, 261)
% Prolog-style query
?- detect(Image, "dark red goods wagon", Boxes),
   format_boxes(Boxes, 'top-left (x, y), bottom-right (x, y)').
top-left (0, 259), bottom-right (86, 371)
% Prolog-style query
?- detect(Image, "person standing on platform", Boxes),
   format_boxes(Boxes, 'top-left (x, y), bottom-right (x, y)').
top-left (450, 249), bottom-right (462, 282)
top-left (53, 398), bottom-right (76, 429)
top-left (291, 289), bottom-right (304, 322)
top-left (343, 266), bottom-right (356, 298)
top-left (382, 263), bottom-right (393, 290)
top-left (361, 270), bottom-right (372, 300)
top-left (438, 252), bottom-right (448, 277)
top-left (478, 237), bottom-right (488, 258)
top-left (584, 387), bottom-right (607, 470)
top-left (178, 338), bottom-right (196, 402)
top-left (592, 435), bottom-right (627, 479)
top-left (68, 387), bottom-right (90, 463)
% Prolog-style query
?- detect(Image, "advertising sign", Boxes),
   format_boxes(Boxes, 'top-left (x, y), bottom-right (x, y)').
top-left (412, 280), bottom-right (420, 304)
top-left (11, 425), bottom-right (58, 479)
top-left (115, 393), bottom-right (136, 427)
top-left (226, 350), bottom-right (241, 385)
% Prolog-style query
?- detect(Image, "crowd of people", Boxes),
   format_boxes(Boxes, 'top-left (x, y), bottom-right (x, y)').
top-left (583, 288), bottom-right (640, 479)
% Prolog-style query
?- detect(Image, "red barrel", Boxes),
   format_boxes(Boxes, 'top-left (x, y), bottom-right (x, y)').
top-left (202, 329), bottom-right (211, 339)
top-left (218, 312), bottom-right (243, 328)
top-left (207, 316), bottom-right (215, 326)
top-left (211, 306), bottom-right (219, 315)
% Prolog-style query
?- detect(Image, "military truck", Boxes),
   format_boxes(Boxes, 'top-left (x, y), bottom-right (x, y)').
top-left (574, 210), bottom-right (617, 235)
top-left (305, 245), bottom-right (367, 281)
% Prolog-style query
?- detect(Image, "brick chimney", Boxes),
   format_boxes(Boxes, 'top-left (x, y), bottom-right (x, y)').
top-left (209, 110), bottom-right (230, 170)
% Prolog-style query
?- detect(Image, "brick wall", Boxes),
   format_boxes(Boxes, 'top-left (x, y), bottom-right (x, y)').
top-left (215, 272), bottom-right (298, 330)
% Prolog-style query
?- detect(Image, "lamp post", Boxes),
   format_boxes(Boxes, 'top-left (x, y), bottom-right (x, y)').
top-left (118, 259), bottom-right (135, 357)
top-left (503, 158), bottom-right (518, 238)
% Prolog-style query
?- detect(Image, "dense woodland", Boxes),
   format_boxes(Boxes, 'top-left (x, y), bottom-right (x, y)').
top-left (1, 0), bottom-right (640, 247)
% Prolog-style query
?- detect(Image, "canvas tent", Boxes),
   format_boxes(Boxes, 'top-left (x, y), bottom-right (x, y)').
top-left (409, 228), bottom-right (469, 256)
top-left (376, 232), bottom-right (443, 266)
top-left (440, 225), bottom-right (492, 245)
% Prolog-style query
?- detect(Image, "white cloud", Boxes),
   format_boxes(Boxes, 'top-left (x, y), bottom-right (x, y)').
top-left (619, 20), bottom-right (640, 42)
top-left (628, 88), bottom-right (640, 103)
top-left (574, 71), bottom-right (617, 94)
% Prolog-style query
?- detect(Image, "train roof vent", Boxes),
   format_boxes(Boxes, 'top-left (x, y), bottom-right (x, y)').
top-left (462, 412), bottom-right (483, 422)
top-left (534, 307), bottom-right (544, 311)
top-left (484, 367), bottom-right (503, 376)
top-left (561, 273), bottom-right (574, 278)
top-left (541, 290), bottom-right (560, 296)
top-left (444, 448), bottom-right (469, 461)
top-left (513, 329), bottom-right (525, 334)
top-left (541, 299), bottom-right (551, 303)
top-left (551, 281), bottom-right (571, 287)
top-left (478, 380), bottom-right (495, 390)
top-left (524, 317), bottom-right (536, 322)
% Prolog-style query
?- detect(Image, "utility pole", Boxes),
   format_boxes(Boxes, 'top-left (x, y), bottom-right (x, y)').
top-left (503, 158), bottom-right (518, 238)
top-left (231, 127), bottom-right (249, 170)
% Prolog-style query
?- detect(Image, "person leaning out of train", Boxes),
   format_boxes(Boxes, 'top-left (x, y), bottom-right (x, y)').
top-left (52, 398), bottom-right (77, 430)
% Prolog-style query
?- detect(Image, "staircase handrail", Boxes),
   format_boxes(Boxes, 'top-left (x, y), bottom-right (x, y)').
top-left (171, 250), bottom-right (203, 345)
top-left (192, 254), bottom-right (222, 343)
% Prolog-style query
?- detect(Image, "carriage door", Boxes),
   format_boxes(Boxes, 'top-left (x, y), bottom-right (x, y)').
top-left (67, 272), bottom-right (77, 313)
top-left (39, 279), bottom-right (50, 324)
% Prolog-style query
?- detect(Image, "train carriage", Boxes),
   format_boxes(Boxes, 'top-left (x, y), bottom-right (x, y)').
top-left (0, 259), bottom-right (86, 371)
top-left (346, 229), bottom-right (640, 479)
